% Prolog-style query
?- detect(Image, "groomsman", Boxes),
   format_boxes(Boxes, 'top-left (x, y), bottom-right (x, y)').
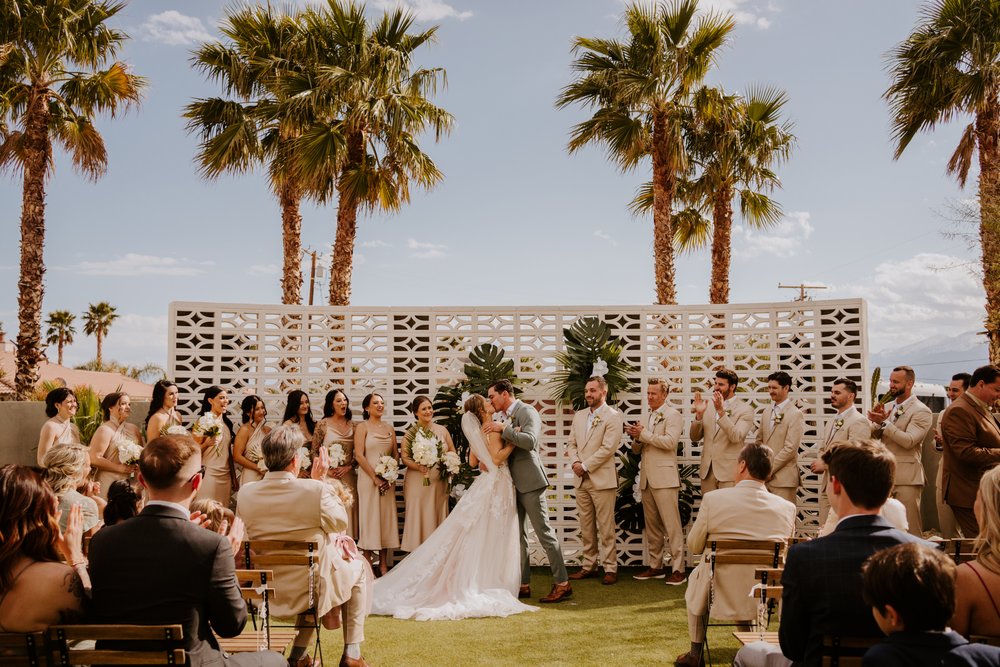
top-left (626, 378), bottom-right (685, 585)
top-left (868, 365), bottom-right (933, 535)
top-left (934, 372), bottom-right (971, 538)
top-left (754, 371), bottom-right (803, 504)
top-left (567, 376), bottom-right (624, 585)
top-left (690, 368), bottom-right (754, 493)
top-left (810, 378), bottom-right (869, 525)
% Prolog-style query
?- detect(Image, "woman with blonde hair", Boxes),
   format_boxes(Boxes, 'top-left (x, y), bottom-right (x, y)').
top-left (42, 445), bottom-right (103, 537)
top-left (952, 465), bottom-right (1000, 637)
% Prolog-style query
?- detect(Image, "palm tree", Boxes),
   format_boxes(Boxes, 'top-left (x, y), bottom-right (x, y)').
top-left (556, 0), bottom-right (735, 305)
top-left (45, 310), bottom-right (76, 366)
top-left (885, 0), bottom-right (1000, 362)
top-left (185, 5), bottom-right (315, 305)
top-left (82, 301), bottom-right (117, 369)
top-left (0, 0), bottom-right (144, 398)
top-left (292, 1), bottom-right (454, 305)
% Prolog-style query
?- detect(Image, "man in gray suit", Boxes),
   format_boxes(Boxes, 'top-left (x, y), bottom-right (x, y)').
top-left (485, 379), bottom-right (571, 603)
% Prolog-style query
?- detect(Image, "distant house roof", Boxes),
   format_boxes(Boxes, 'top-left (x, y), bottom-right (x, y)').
top-left (0, 341), bottom-right (154, 399)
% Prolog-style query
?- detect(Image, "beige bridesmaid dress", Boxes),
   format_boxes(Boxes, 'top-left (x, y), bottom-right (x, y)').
top-left (400, 423), bottom-right (451, 552)
top-left (198, 422), bottom-right (233, 506)
top-left (357, 428), bottom-right (399, 551)
top-left (94, 421), bottom-right (141, 499)
top-left (320, 422), bottom-right (360, 541)
top-left (239, 422), bottom-right (267, 486)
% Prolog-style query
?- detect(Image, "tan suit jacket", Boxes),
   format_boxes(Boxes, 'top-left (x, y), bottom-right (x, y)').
top-left (755, 403), bottom-right (803, 489)
top-left (874, 398), bottom-right (933, 486)
top-left (632, 406), bottom-right (683, 489)
top-left (566, 402), bottom-right (624, 491)
top-left (685, 480), bottom-right (795, 620)
top-left (690, 398), bottom-right (754, 482)
top-left (818, 408), bottom-right (871, 492)
top-left (237, 472), bottom-right (361, 617)
top-left (941, 393), bottom-right (1000, 508)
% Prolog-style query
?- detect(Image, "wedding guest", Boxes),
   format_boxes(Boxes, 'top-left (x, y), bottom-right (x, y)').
top-left (819, 496), bottom-right (909, 536)
top-left (314, 388), bottom-right (359, 540)
top-left (145, 379), bottom-right (183, 438)
top-left (952, 465), bottom-right (1000, 638)
top-left (567, 376), bottom-right (624, 585)
top-left (811, 378), bottom-right (870, 525)
top-left (354, 392), bottom-right (399, 576)
top-left (934, 372), bottom-right (970, 539)
top-left (400, 395), bottom-right (456, 553)
top-left (103, 478), bottom-right (142, 526)
top-left (191, 498), bottom-right (236, 534)
top-left (43, 445), bottom-right (103, 536)
top-left (283, 389), bottom-right (316, 443)
top-left (192, 386), bottom-right (235, 506)
top-left (232, 395), bottom-right (270, 486)
top-left (89, 392), bottom-right (144, 499)
top-left (36, 386), bottom-right (81, 466)
top-left (627, 378), bottom-right (685, 584)
top-left (0, 465), bottom-right (89, 631)
top-left (690, 368), bottom-right (754, 494)
top-left (754, 371), bottom-right (803, 504)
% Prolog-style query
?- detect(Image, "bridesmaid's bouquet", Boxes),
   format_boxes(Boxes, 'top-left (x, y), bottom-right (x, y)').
top-left (412, 428), bottom-right (443, 485)
top-left (161, 424), bottom-right (189, 437)
top-left (193, 414), bottom-right (224, 456)
top-left (326, 443), bottom-right (347, 468)
top-left (117, 439), bottom-right (144, 468)
top-left (297, 447), bottom-right (312, 472)
top-left (374, 455), bottom-right (399, 495)
top-left (442, 451), bottom-right (461, 478)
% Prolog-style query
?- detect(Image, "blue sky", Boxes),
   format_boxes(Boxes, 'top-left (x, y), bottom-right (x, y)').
top-left (0, 0), bottom-right (987, 382)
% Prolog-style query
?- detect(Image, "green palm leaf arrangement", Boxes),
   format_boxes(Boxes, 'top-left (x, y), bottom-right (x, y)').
top-left (615, 458), bottom-right (700, 532)
top-left (550, 316), bottom-right (635, 410)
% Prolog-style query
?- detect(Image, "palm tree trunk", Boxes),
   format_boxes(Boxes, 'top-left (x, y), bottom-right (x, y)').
top-left (96, 330), bottom-right (103, 368)
top-left (279, 179), bottom-right (304, 305)
top-left (651, 111), bottom-right (678, 305)
top-left (57, 334), bottom-right (64, 366)
top-left (15, 88), bottom-right (50, 399)
top-left (977, 103), bottom-right (1000, 365)
top-left (709, 189), bottom-right (734, 304)
top-left (328, 131), bottom-right (365, 306)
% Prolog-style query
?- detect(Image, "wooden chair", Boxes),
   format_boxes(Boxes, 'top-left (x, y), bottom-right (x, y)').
top-left (947, 538), bottom-right (978, 564)
top-left (820, 635), bottom-right (879, 667)
top-left (48, 625), bottom-right (184, 666)
top-left (217, 569), bottom-right (298, 655)
top-left (0, 631), bottom-right (46, 667)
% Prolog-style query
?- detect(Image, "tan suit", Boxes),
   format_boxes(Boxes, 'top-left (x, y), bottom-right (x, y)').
top-left (237, 472), bottom-right (369, 645)
top-left (873, 397), bottom-right (933, 535)
top-left (690, 398), bottom-right (754, 492)
top-left (817, 408), bottom-right (870, 525)
top-left (567, 402), bottom-right (624, 572)
top-left (684, 480), bottom-right (795, 641)
top-left (631, 405), bottom-right (684, 572)
top-left (755, 401), bottom-right (803, 504)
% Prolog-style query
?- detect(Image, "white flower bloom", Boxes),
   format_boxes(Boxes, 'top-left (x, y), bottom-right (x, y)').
top-left (327, 443), bottom-right (347, 467)
top-left (297, 447), bottom-right (312, 471)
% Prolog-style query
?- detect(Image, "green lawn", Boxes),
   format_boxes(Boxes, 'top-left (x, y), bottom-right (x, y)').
top-left (312, 568), bottom-right (750, 666)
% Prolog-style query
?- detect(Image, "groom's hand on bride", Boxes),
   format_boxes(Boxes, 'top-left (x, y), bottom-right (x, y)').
top-left (482, 422), bottom-right (504, 434)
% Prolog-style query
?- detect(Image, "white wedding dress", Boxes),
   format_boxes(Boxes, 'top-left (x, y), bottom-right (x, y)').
top-left (370, 413), bottom-right (537, 620)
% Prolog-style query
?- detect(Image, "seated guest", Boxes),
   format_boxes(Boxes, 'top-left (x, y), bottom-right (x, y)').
top-left (43, 444), bottom-right (103, 536)
top-left (88, 436), bottom-right (285, 667)
top-left (819, 496), bottom-right (909, 536)
top-left (237, 425), bottom-right (372, 667)
top-left (103, 478), bottom-right (143, 526)
top-left (675, 443), bottom-right (796, 667)
top-left (191, 498), bottom-right (236, 534)
top-left (0, 464), bottom-right (89, 631)
top-left (952, 465), bottom-right (1000, 638)
top-left (735, 440), bottom-right (927, 667)
top-left (862, 543), bottom-right (1000, 666)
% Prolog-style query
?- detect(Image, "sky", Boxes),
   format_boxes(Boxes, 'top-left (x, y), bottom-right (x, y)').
top-left (0, 0), bottom-right (989, 384)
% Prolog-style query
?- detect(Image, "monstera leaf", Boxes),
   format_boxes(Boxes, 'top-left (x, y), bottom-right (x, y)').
top-left (551, 316), bottom-right (635, 411)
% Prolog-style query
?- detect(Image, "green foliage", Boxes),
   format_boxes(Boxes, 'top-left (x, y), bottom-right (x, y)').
top-left (33, 380), bottom-right (105, 445)
top-left (551, 316), bottom-right (635, 411)
top-left (616, 452), bottom-right (700, 534)
top-left (74, 359), bottom-right (166, 383)
top-left (870, 366), bottom-right (895, 406)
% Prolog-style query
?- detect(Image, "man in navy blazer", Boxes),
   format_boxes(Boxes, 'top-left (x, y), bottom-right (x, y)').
top-left (734, 440), bottom-right (928, 667)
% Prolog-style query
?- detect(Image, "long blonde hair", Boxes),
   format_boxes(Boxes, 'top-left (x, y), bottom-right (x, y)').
top-left (42, 445), bottom-right (89, 494)
top-left (977, 466), bottom-right (1000, 574)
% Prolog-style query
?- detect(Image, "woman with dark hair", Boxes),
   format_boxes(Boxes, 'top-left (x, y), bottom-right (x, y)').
top-left (146, 379), bottom-right (183, 438)
top-left (192, 386), bottom-right (235, 505)
top-left (36, 387), bottom-right (80, 465)
top-left (104, 479), bottom-right (142, 526)
top-left (89, 392), bottom-right (144, 499)
top-left (0, 465), bottom-right (89, 631)
top-left (233, 395), bottom-right (271, 485)
top-left (282, 390), bottom-right (316, 443)
top-left (313, 388), bottom-right (359, 539)
top-left (400, 395), bottom-right (456, 552)
top-left (354, 391), bottom-right (399, 575)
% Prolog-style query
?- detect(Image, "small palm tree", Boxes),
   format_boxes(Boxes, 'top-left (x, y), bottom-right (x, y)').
top-left (0, 0), bottom-right (144, 398)
top-left (557, 0), bottom-right (735, 305)
top-left (82, 302), bottom-right (118, 369)
top-left (45, 310), bottom-right (76, 366)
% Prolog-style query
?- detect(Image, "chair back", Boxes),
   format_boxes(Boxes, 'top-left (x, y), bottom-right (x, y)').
top-left (948, 538), bottom-right (978, 564)
top-left (0, 632), bottom-right (45, 667)
top-left (48, 625), bottom-right (184, 666)
top-left (820, 634), bottom-right (879, 667)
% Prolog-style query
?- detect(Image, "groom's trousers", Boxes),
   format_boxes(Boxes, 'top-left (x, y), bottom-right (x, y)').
top-left (516, 487), bottom-right (568, 585)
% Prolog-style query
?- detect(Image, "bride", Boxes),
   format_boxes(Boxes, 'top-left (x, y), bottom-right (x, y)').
top-left (370, 394), bottom-right (537, 620)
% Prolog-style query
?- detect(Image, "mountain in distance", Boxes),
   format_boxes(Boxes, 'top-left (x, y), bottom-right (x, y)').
top-left (870, 330), bottom-right (988, 386)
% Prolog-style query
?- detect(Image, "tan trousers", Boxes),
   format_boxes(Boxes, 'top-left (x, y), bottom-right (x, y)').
top-left (576, 479), bottom-right (618, 572)
top-left (818, 472), bottom-right (830, 526)
top-left (295, 580), bottom-right (367, 648)
top-left (701, 469), bottom-right (734, 494)
top-left (893, 484), bottom-right (923, 536)
top-left (641, 486), bottom-right (684, 573)
top-left (767, 485), bottom-right (797, 504)
top-left (935, 464), bottom-right (958, 538)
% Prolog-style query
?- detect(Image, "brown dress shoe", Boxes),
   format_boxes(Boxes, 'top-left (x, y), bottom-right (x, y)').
top-left (518, 584), bottom-right (531, 599)
top-left (601, 572), bottom-right (618, 585)
top-left (539, 582), bottom-right (573, 603)
top-left (664, 571), bottom-right (687, 586)
top-left (673, 651), bottom-right (704, 667)
top-left (633, 567), bottom-right (666, 580)
top-left (339, 654), bottom-right (371, 667)
top-left (568, 568), bottom-right (598, 580)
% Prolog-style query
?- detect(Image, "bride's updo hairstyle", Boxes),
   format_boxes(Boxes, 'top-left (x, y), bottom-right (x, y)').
top-left (463, 395), bottom-right (487, 422)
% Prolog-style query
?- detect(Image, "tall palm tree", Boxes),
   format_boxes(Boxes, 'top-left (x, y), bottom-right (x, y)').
top-left (185, 5), bottom-right (315, 305)
top-left (0, 0), bottom-right (144, 398)
top-left (886, 0), bottom-right (1000, 362)
top-left (291, 0), bottom-right (454, 306)
top-left (556, 0), bottom-right (734, 305)
top-left (45, 310), bottom-right (76, 366)
top-left (82, 301), bottom-right (117, 368)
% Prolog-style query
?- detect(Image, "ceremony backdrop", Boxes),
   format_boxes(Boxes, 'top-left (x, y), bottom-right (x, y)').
top-left (169, 299), bottom-right (868, 565)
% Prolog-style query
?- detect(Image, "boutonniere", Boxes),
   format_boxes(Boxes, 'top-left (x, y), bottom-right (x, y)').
top-left (773, 412), bottom-right (784, 425)
top-left (895, 405), bottom-right (906, 417)
top-left (724, 409), bottom-right (732, 418)
top-left (834, 417), bottom-right (845, 430)
top-left (653, 412), bottom-right (665, 425)
top-left (591, 414), bottom-right (603, 428)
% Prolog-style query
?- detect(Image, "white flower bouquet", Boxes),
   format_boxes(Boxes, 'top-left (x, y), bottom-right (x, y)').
top-left (442, 451), bottom-right (461, 477)
top-left (411, 428), bottom-right (442, 485)
top-left (116, 437), bottom-right (144, 467)
top-left (193, 414), bottom-right (224, 457)
top-left (297, 447), bottom-right (312, 471)
top-left (326, 443), bottom-right (347, 468)
top-left (374, 455), bottom-right (399, 495)
top-left (161, 424), bottom-right (189, 437)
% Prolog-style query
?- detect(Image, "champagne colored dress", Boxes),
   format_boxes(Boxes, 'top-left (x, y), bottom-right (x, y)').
top-left (319, 420), bottom-right (360, 540)
top-left (198, 420), bottom-right (233, 506)
top-left (94, 420), bottom-right (142, 499)
top-left (400, 422), bottom-right (451, 552)
top-left (357, 426), bottom-right (399, 551)
top-left (239, 422), bottom-right (268, 486)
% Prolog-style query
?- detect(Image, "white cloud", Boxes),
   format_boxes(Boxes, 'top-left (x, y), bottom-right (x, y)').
top-left (733, 211), bottom-right (813, 260)
top-left (407, 238), bottom-right (448, 260)
top-left (361, 240), bottom-right (391, 248)
top-left (65, 253), bottom-right (213, 277)
top-left (138, 11), bottom-right (213, 46)
top-left (249, 263), bottom-right (280, 276)
top-left (697, 0), bottom-right (777, 29)
top-left (370, 0), bottom-right (472, 21)
top-left (593, 230), bottom-right (618, 246)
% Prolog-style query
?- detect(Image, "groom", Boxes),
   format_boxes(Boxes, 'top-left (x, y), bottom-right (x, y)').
top-left (485, 379), bottom-right (572, 603)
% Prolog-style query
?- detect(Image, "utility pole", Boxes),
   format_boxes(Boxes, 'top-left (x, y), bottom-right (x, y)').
top-left (778, 283), bottom-right (828, 301)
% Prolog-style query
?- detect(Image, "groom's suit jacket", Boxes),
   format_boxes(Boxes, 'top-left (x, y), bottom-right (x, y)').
top-left (566, 403), bottom-right (624, 490)
top-left (754, 402), bottom-right (804, 489)
top-left (502, 400), bottom-right (549, 493)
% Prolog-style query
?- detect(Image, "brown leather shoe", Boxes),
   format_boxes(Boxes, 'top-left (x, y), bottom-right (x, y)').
top-left (601, 572), bottom-right (618, 585)
top-left (633, 567), bottom-right (666, 580)
top-left (664, 570), bottom-right (687, 586)
top-left (568, 568), bottom-right (599, 580)
top-left (339, 654), bottom-right (371, 667)
top-left (539, 582), bottom-right (573, 603)
top-left (673, 651), bottom-right (704, 667)
top-left (518, 584), bottom-right (531, 599)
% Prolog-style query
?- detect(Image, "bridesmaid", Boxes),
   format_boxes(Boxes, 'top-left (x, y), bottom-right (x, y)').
top-left (354, 392), bottom-right (399, 575)
top-left (400, 395), bottom-right (456, 552)
top-left (89, 392), bottom-right (144, 498)
top-left (37, 387), bottom-right (81, 466)
top-left (192, 386), bottom-right (235, 506)
top-left (232, 395), bottom-right (270, 485)
top-left (282, 389), bottom-right (316, 445)
top-left (313, 388), bottom-right (359, 540)
top-left (146, 379), bottom-right (183, 439)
